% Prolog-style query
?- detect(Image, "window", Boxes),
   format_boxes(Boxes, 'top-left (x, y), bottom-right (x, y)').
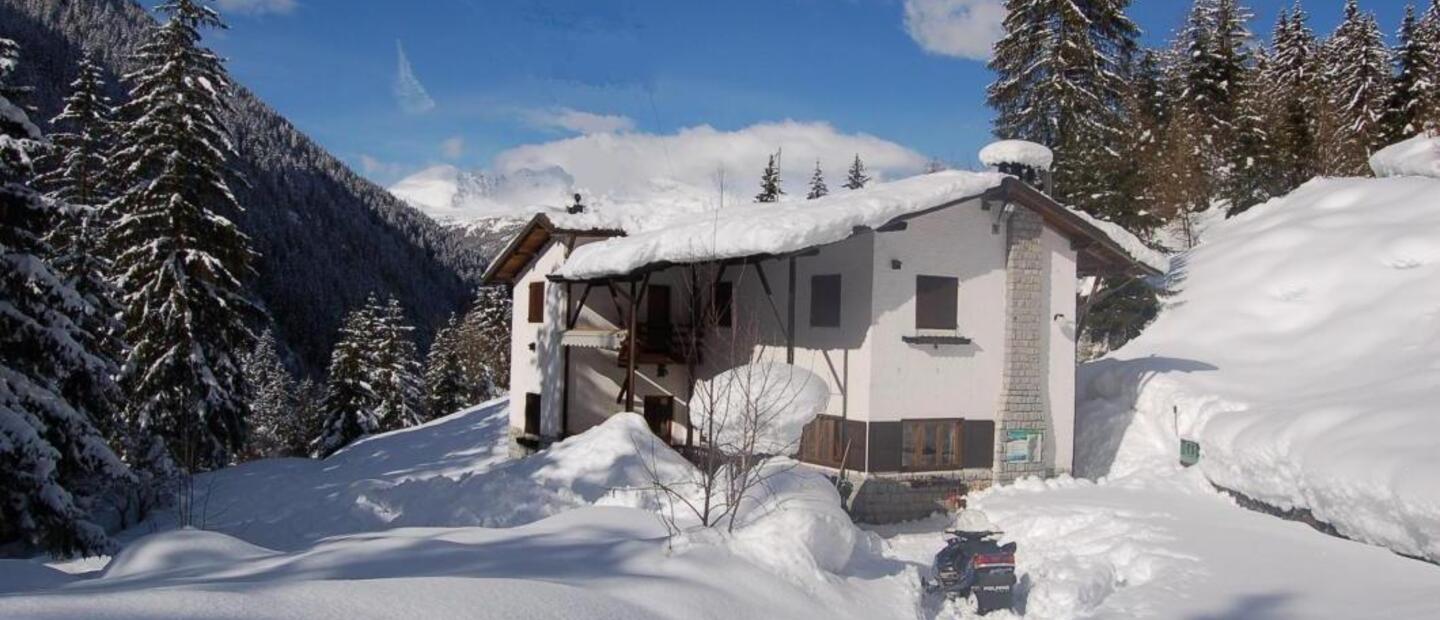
top-left (915, 276), bottom-right (958, 330)
top-left (810, 274), bottom-right (842, 327)
top-left (901, 419), bottom-right (962, 471)
top-left (527, 282), bottom-right (544, 323)
top-left (799, 415), bottom-right (866, 469)
top-left (712, 282), bottom-right (733, 327)
top-left (524, 393), bottom-right (542, 435)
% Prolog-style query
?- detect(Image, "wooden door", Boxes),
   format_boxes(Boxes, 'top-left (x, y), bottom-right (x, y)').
top-left (646, 285), bottom-right (672, 353)
top-left (642, 396), bottom-right (674, 443)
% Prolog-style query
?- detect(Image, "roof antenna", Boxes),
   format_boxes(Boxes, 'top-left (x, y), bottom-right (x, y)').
top-left (567, 193), bottom-right (585, 215)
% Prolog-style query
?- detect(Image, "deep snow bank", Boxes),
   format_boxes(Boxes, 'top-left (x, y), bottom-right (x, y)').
top-left (1077, 172), bottom-right (1440, 562)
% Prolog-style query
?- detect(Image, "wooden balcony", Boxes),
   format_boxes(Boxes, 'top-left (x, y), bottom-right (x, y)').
top-left (617, 322), bottom-right (703, 367)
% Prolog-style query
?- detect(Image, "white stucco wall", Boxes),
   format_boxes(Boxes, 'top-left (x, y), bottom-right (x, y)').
top-left (866, 199), bottom-right (1008, 423)
top-left (508, 240), bottom-right (568, 437)
top-left (1042, 225), bottom-right (1078, 473)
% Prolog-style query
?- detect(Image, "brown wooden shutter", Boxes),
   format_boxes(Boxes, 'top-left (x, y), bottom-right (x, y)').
top-left (915, 276), bottom-right (958, 330)
top-left (809, 274), bottom-right (842, 327)
top-left (961, 420), bottom-right (995, 469)
top-left (524, 393), bottom-right (542, 435)
top-left (713, 282), bottom-right (733, 327)
top-left (527, 282), bottom-right (544, 323)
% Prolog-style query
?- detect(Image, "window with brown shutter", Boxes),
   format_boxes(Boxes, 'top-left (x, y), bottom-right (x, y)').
top-left (810, 274), bottom-right (841, 327)
top-left (712, 282), bottom-right (733, 327)
top-left (527, 282), bottom-right (544, 323)
top-left (915, 275), bottom-right (958, 330)
top-left (524, 393), bottom-right (542, 435)
top-left (799, 415), bottom-right (865, 469)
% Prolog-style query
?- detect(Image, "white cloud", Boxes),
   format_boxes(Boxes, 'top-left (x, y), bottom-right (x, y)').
top-left (902, 0), bottom-right (1007, 61)
top-left (440, 136), bottom-right (465, 159)
top-left (215, 0), bottom-right (296, 16)
top-left (493, 120), bottom-right (928, 199)
top-left (357, 154), bottom-right (412, 184)
top-left (393, 40), bottom-right (435, 115)
top-left (522, 107), bottom-right (636, 135)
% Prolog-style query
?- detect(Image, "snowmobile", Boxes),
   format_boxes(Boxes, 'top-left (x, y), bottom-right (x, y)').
top-left (922, 530), bottom-right (1018, 615)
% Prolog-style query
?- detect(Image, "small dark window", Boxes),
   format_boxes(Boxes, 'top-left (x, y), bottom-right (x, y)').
top-left (915, 276), bottom-right (958, 330)
top-left (527, 282), bottom-right (544, 323)
top-left (810, 274), bottom-right (842, 327)
top-left (524, 393), bottom-right (542, 435)
top-left (901, 419), bottom-right (962, 471)
top-left (712, 282), bottom-right (733, 327)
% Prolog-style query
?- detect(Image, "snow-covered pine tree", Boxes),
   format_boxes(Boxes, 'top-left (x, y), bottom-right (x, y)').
top-left (107, 0), bottom-right (259, 470)
top-left (1389, 5), bottom-right (1439, 140)
top-left (806, 161), bottom-right (828, 199)
top-left (842, 154), bottom-right (869, 190)
top-left (1264, 4), bottom-right (1321, 190)
top-left (372, 296), bottom-right (424, 432)
top-left (424, 315), bottom-right (471, 419)
top-left (755, 153), bottom-right (783, 203)
top-left (240, 329), bottom-right (294, 460)
top-left (1421, 0), bottom-right (1440, 132)
top-left (987, 0), bottom-right (1139, 216)
top-left (458, 286), bottom-right (510, 399)
top-left (36, 54), bottom-right (116, 208)
top-left (285, 378), bottom-right (325, 457)
top-left (1322, 0), bottom-right (1396, 176)
top-left (0, 38), bottom-right (129, 557)
top-left (1176, 0), bottom-right (1255, 206)
top-left (1227, 48), bottom-right (1279, 215)
top-left (315, 301), bottom-right (381, 457)
top-left (35, 54), bottom-right (127, 445)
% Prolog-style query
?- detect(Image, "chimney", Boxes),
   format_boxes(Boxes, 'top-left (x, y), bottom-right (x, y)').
top-left (979, 140), bottom-right (1054, 193)
top-left (566, 193), bottom-right (585, 215)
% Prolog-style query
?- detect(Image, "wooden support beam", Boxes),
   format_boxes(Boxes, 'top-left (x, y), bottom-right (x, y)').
top-left (625, 279), bottom-right (639, 412)
top-left (786, 257), bottom-right (797, 365)
top-left (567, 282), bottom-right (593, 329)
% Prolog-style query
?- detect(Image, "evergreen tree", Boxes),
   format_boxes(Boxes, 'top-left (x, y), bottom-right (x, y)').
top-left (107, 0), bottom-right (259, 470)
top-left (987, 0), bottom-right (1139, 216)
top-left (425, 315), bottom-right (471, 419)
top-left (1322, 0), bottom-right (1396, 175)
top-left (1176, 0), bottom-right (1256, 206)
top-left (285, 378), bottom-right (325, 457)
top-left (1114, 50), bottom-right (1173, 237)
top-left (0, 38), bottom-right (129, 557)
top-left (1264, 4), bottom-right (1321, 189)
top-left (240, 329), bottom-right (294, 460)
top-left (805, 160), bottom-right (828, 199)
top-left (1227, 49), bottom-right (1279, 215)
top-left (1389, 5), bottom-right (1439, 140)
top-left (372, 296), bottom-right (424, 431)
top-left (458, 287), bottom-right (510, 399)
top-left (36, 54), bottom-right (116, 208)
top-left (315, 301), bottom-right (381, 457)
top-left (842, 154), bottom-right (869, 190)
top-left (754, 153), bottom-right (783, 203)
top-left (1421, 0), bottom-right (1440, 132)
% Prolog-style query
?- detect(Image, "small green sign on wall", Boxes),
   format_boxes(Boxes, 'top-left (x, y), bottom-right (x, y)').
top-left (1180, 439), bottom-right (1201, 467)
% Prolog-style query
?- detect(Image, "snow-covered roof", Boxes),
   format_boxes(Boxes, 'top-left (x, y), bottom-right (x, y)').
top-left (1369, 133), bottom-right (1440, 179)
top-left (483, 169), bottom-right (1167, 284)
top-left (979, 140), bottom-right (1054, 171)
top-left (557, 171), bottom-right (1006, 280)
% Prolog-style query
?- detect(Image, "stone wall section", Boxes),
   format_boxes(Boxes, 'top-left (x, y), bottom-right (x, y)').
top-left (995, 207), bottom-right (1053, 482)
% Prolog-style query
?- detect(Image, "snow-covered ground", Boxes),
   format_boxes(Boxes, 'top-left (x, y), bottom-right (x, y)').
top-left (1076, 169), bottom-right (1440, 564)
top-left (878, 469), bottom-right (1440, 619)
top-left (0, 400), bottom-right (922, 619)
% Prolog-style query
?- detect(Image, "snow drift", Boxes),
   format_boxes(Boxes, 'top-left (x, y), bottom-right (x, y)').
top-left (692, 363), bottom-right (831, 455)
top-left (1077, 165), bottom-right (1440, 562)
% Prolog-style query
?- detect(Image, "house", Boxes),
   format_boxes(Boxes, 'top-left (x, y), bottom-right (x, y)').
top-left (481, 144), bottom-right (1164, 523)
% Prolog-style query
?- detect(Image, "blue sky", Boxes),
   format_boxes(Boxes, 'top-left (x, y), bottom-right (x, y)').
top-left (199, 0), bottom-right (1418, 188)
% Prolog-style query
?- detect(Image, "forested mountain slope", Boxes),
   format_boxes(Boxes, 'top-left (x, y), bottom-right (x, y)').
top-left (0, 0), bottom-right (489, 374)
